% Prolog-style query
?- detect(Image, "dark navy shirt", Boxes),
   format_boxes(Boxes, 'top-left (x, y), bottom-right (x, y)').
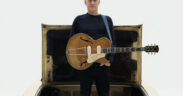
top-left (69, 12), bottom-right (116, 64)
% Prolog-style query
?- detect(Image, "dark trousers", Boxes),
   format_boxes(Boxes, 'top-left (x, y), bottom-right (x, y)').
top-left (78, 62), bottom-right (110, 96)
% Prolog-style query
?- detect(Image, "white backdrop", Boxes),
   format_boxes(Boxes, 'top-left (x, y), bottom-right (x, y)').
top-left (0, 0), bottom-right (182, 96)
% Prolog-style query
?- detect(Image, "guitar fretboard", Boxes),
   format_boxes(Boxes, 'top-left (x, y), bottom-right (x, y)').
top-left (103, 47), bottom-right (145, 53)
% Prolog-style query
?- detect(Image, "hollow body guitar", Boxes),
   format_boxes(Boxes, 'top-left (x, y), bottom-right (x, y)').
top-left (66, 33), bottom-right (159, 70)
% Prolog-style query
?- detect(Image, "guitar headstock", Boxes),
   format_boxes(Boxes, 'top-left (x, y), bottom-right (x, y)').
top-left (145, 44), bottom-right (159, 54)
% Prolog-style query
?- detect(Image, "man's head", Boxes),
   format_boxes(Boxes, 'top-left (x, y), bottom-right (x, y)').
top-left (84, 0), bottom-right (100, 13)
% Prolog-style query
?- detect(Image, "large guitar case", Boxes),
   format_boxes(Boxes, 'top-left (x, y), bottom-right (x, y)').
top-left (36, 24), bottom-right (148, 96)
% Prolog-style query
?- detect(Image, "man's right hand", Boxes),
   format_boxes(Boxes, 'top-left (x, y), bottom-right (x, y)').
top-left (100, 62), bottom-right (111, 67)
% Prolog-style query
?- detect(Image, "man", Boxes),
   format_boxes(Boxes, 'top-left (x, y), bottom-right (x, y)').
top-left (69, 0), bottom-right (116, 96)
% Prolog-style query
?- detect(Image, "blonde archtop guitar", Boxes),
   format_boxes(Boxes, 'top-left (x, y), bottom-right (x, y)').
top-left (66, 33), bottom-right (159, 70)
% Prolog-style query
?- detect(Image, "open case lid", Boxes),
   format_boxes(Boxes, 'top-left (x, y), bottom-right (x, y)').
top-left (41, 24), bottom-right (143, 85)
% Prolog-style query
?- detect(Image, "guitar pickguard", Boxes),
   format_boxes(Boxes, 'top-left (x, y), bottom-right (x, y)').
top-left (87, 45), bottom-right (106, 63)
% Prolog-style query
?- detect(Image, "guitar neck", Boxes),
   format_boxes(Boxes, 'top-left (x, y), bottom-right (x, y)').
top-left (103, 47), bottom-right (145, 53)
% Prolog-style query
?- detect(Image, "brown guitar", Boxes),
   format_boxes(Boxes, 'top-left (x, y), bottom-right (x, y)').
top-left (66, 33), bottom-right (159, 70)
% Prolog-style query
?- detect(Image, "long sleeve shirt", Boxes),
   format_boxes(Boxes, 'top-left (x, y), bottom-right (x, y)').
top-left (69, 12), bottom-right (116, 64)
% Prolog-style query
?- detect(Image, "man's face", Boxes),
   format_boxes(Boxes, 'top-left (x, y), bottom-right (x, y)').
top-left (85, 0), bottom-right (100, 12)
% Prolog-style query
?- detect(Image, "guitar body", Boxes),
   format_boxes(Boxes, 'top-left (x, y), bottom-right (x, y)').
top-left (66, 33), bottom-right (112, 70)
